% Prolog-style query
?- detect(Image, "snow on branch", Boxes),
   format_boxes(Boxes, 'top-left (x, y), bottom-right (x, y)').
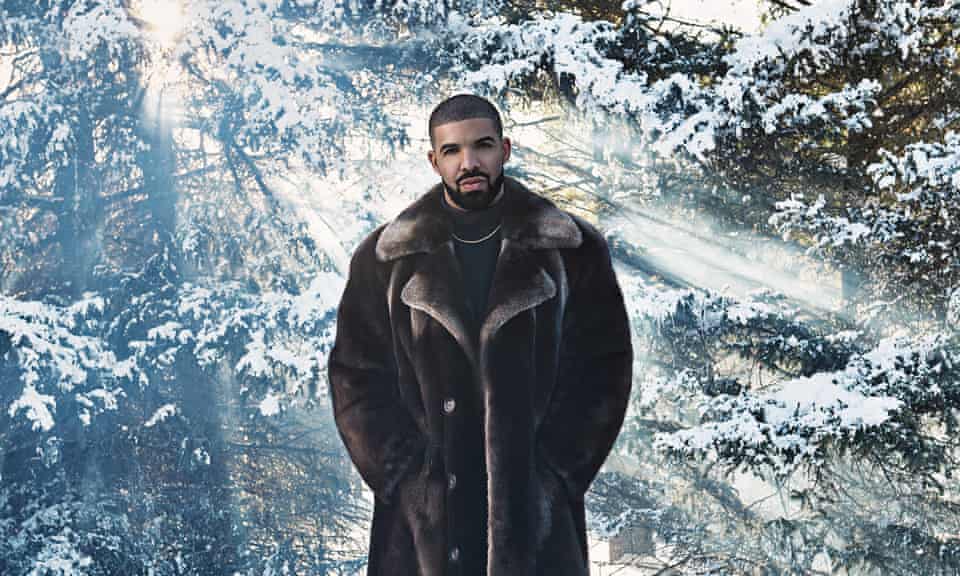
top-left (140, 271), bottom-right (344, 407)
top-left (769, 193), bottom-right (901, 249)
top-left (1, 293), bottom-right (129, 432)
top-left (770, 130), bottom-right (960, 299)
top-left (439, 0), bottom-right (960, 208)
top-left (869, 131), bottom-right (960, 201)
top-left (61, 0), bottom-right (142, 62)
top-left (656, 332), bottom-right (959, 479)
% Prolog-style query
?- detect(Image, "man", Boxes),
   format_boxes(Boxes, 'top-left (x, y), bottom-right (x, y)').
top-left (328, 94), bottom-right (633, 576)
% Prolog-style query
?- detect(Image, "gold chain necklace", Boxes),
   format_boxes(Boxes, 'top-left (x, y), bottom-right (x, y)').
top-left (451, 223), bottom-right (502, 244)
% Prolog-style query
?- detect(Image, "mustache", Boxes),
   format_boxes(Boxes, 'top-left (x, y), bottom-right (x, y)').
top-left (457, 172), bottom-right (488, 184)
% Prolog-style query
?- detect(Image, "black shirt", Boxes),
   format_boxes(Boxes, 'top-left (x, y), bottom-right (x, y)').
top-left (440, 186), bottom-right (504, 334)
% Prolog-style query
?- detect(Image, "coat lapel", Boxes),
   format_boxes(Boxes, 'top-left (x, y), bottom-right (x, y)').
top-left (399, 240), bottom-right (479, 369)
top-left (472, 177), bottom-right (580, 350)
top-left (397, 232), bottom-right (560, 394)
top-left (377, 176), bottom-right (583, 364)
top-left (479, 238), bottom-right (556, 348)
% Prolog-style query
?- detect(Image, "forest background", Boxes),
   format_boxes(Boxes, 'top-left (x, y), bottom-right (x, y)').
top-left (1, 0), bottom-right (959, 574)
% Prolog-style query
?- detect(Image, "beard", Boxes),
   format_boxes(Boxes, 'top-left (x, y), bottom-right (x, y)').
top-left (443, 170), bottom-right (505, 211)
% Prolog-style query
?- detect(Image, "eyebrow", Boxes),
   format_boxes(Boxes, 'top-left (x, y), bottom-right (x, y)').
top-left (439, 136), bottom-right (497, 153)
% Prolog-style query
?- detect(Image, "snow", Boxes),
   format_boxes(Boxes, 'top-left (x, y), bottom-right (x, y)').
top-left (236, 329), bottom-right (271, 377)
top-left (146, 321), bottom-right (185, 343)
top-left (725, 0), bottom-right (854, 75)
top-left (8, 386), bottom-right (57, 432)
top-left (949, 288), bottom-right (960, 329)
top-left (453, 0), bottom-right (944, 177)
top-left (771, 193), bottom-right (898, 251)
top-left (759, 79), bottom-right (880, 136)
top-left (169, 280), bottom-right (337, 406)
top-left (1, 294), bottom-right (130, 432)
top-left (62, 0), bottom-right (142, 62)
top-left (144, 403), bottom-right (178, 427)
top-left (259, 392), bottom-right (282, 417)
top-left (637, 369), bottom-right (698, 412)
top-left (655, 333), bottom-right (948, 476)
top-left (177, 285), bottom-right (215, 320)
top-left (870, 131), bottom-right (960, 198)
top-left (765, 371), bottom-right (901, 431)
top-left (825, 330), bottom-right (861, 344)
top-left (112, 356), bottom-right (138, 380)
top-left (178, 0), bottom-right (356, 172)
top-left (26, 528), bottom-right (93, 576)
top-left (726, 299), bottom-right (777, 325)
top-left (267, 343), bottom-right (315, 375)
top-left (86, 388), bottom-right (121, 411)
top-left (293, 272), bottom-right (344, 323)
top-left (66, 293), bottom-right (104, 317)
top-left (622, 278), bottom-right (689, 325)
top-left (192, 446), bottom-right (211, 466)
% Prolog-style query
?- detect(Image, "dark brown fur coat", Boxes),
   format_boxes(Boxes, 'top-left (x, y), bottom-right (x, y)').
top-left (328, 176), bottom-right (633, 576)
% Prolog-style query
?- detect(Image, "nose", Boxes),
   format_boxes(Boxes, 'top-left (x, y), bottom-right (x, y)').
top-left (460, 148), bottom-right (480, 172)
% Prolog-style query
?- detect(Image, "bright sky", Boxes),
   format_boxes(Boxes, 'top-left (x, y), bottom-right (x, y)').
top-left (657, 0), bottom-right (764, 33)
top-left (137, 0), bottom-right (184, 47)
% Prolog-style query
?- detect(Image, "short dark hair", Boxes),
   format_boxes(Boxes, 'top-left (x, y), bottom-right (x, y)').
top-left (428, 94), bottom-right (503, 147)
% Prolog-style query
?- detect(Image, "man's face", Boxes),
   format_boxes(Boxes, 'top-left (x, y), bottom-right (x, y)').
top-left (428, 117), bottom-right (511, 211)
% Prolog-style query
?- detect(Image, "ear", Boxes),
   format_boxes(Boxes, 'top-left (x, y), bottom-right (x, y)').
top-left (502, 137), bottom-right (511, 164)
top-left (427, 149), bottom-right (440, 175)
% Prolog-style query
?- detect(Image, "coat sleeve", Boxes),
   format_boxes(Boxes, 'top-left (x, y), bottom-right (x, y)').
top-left (328, 229), bottom-right (426, 506)
top-left (536, 220), bottom-right (633, 499)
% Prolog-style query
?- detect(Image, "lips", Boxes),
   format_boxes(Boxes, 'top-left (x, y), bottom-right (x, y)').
top-left (460, 177), bottom-right (486, 189)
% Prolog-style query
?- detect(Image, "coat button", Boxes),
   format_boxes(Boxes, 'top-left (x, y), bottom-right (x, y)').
top-left (449, 547), bottom-right (460, 562)
top-left (447, 473), bottom-right (457, 491)
top-left (442, 398), bottom-right (456, 414)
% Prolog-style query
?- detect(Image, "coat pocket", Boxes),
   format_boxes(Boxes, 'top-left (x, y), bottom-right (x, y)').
top-left (396, 446), bottom-right (444, 525)
top-left (396, 453), bottom-right (447, 573)
top-left (534, 454), bottom-right (567, 551)
top-left (534, 455), bottom-right (589, 573)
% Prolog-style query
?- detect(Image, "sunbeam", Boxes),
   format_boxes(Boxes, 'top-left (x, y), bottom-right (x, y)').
top-left (609, 205), bottom-right (844, 314)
